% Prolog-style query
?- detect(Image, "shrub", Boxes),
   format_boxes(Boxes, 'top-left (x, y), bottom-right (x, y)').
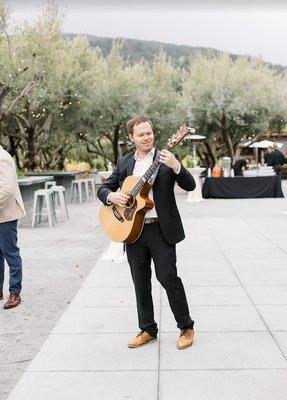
top-left (64, 159), bottom-right (91, 172)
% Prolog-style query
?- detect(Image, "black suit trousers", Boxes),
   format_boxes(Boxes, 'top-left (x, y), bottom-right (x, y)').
top-left (126, 222), bottom-right (194, 337)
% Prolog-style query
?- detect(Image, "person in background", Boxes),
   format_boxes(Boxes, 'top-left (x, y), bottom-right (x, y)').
top-left (264, 146), bottom-right (275, 167)
top-left (232, 157), bottom-right (251, 176)
top-left (264, 145), bottom-right (285, 174)
top-left (273, 145), bottom-right (285, 174)
top-left (0, 145), bottom-right (25, 309)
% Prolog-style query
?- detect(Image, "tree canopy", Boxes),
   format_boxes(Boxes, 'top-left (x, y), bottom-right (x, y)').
top-left (0, 2), bottom-right (286, 170)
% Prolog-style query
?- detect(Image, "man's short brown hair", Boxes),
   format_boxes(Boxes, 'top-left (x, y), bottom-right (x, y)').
top-left (127, 116), bottom-right (153, 135)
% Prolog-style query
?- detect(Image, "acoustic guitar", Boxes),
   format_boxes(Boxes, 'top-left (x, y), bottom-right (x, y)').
top-left (98, 125), bottom-right (194, 243)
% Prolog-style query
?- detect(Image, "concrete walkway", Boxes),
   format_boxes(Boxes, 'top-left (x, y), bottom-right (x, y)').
top-left (7, 195), bottom-right (287, 400)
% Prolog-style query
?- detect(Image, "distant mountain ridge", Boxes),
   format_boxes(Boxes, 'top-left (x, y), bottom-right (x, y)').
top-left (67, 34), bottom-right (286, 72)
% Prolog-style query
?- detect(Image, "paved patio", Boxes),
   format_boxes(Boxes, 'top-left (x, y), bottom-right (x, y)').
top-left (5, 192), bottom-right (287, 400)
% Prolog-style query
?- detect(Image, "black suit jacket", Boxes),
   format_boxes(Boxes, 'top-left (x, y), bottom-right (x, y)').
top-left (97, 150), bottom-right (196, 245)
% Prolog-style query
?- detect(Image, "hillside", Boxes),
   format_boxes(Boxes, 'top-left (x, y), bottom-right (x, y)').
top-left (67, 34), bottom-right (286, 72)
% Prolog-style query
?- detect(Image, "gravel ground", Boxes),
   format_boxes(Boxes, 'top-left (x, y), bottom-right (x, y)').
top-left (0, 201), bottom-right (108, 400)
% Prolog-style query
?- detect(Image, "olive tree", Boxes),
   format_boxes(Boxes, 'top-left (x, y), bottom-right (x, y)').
top-left (181, 54), bottom-right (287, 164)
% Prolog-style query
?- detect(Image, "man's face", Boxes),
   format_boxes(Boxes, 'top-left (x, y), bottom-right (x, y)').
top-left (267, 146), bottom-right (273, 154)
top-left (130, 121), bottom-right (154, 153)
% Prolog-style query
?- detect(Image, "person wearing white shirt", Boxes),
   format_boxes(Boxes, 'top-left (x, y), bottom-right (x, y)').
top-left (98, 116), bottom-right (196, 350)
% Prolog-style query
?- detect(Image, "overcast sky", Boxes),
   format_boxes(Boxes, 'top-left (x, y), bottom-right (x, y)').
top-left (7, 0), bottom-right (287, 66)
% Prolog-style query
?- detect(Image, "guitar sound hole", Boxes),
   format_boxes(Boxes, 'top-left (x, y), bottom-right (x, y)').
top-left (124, 201), bottom-right (137, 221)
top-left (125, 194), bottom-right (135, 208)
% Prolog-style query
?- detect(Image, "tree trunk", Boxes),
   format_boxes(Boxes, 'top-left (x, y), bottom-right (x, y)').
top-left (23, 126), bottom-right (37, 170)
top-left (204, 141), bottom-right (216, 167)
top-left (234, 145), bottom-right (243, 162)
top-left (221, 112), bottom-right (235, 160)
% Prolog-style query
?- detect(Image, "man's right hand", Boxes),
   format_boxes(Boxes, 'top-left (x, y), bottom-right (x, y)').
top-left (107, 192), bottom-right (130, 206)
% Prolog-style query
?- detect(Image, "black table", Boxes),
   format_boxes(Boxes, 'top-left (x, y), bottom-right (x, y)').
top-left (202, 176), bottom-right (284, 199)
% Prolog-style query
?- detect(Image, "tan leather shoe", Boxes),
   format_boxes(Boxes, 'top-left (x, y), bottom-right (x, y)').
top-left (0, 292), bottom-right (3, 300)
top-left (177, 328), bottom-right (194, 350)
top-left (3, 292), bottom-right (21, 309)
top-left (128, 331), bottom-right (157, 348)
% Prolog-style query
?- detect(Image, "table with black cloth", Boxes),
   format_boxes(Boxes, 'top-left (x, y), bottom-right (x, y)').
top-left (202, 176), bottom-right (284, 199)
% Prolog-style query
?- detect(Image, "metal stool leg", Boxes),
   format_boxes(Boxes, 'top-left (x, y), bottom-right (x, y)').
top-left (31, 192), bottom-right (38, 228)
top-left (38, 195), bottom-right (43, 224)
top-left (78, 182), bottom-right (83, 204)
top-left (45, 193), bottom-right (54, 227)
top-left (58, 190), bottom-right (67, 221)
top-left (63, 190), bottom-right (69, 220)
top-left (91, 179), bottom-right (96, 200)
top-left (70, 181), bottom-right (75, 203)
top-left (84, 180), bottom-right (89, 202)
top-left (51, 192), bottom-right (58, 224)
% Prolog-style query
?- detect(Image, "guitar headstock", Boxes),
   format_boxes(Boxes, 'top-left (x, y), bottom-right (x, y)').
top-left (167, 126), bottom-right (195, 149)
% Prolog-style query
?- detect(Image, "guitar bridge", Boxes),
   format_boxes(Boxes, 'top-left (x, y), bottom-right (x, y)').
top-left (112, 206), bottom-right (124, 223)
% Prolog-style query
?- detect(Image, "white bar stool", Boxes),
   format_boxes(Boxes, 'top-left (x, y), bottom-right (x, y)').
top-left (80, 178), bottom-right (96, 201)
top-left (51, 186), bottom-right (69, 221)
top-left (86, 178), bottom-right (96, 200)
top-left (31, 189), bottom-right (57, 228)
top-left (70, 180), bottom-right (85, 204)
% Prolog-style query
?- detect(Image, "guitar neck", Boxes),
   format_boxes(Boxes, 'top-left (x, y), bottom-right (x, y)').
top-left (128, 125), bottom-right (193, 199)
top-left (130, 147), bottom-right (168, 198)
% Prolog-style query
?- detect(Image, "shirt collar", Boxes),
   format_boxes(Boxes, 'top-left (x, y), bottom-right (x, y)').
top-left (134, 147), bottom-right (155, 162)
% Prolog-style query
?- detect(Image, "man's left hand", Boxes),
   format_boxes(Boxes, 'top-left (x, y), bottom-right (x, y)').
top-left (159, 149), bottom-right (181, 172)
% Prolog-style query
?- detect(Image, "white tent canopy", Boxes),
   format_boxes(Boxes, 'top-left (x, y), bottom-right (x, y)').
top-left (249, 140), bottom-right (283, 149)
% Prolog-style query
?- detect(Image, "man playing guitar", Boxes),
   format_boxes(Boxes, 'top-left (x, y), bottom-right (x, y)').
top-left (97, 116), bottom-right (196, 349)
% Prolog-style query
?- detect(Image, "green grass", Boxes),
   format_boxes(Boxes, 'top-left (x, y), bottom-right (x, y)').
top-left (17, 173), bottom-right (28, 179)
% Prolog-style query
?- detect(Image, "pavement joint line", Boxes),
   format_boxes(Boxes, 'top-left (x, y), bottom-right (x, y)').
top-left (240, 284), bottom-right (287, 287)
top-left (25, 367), bottom-right (287, 373)
top-left (91, 269), bottom-right (233, 272)
top-left (63, 303), bottom-right (287, 309)
top-left (226, 256), bottom-right (287, 260)
top-left (49, 330), bottom-right (272, 335)
top-left (232, 268), bottom-right (287, 271)
top-left (81, 284), bottom-right (243, 288)
top-left (203, 218), bottom-right (287, 363)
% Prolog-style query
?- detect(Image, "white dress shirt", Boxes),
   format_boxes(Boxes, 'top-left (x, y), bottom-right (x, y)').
top-left (107, 148), bottom-right (181, 213)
